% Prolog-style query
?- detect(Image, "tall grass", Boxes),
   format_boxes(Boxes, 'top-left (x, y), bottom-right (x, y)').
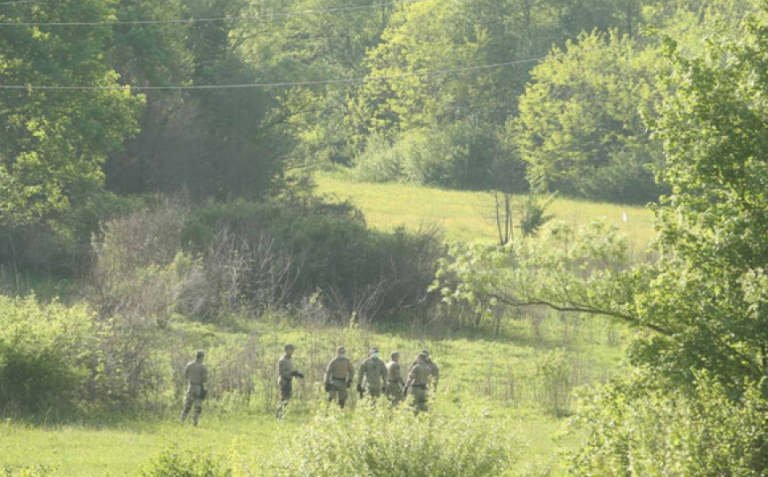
top-left (0, 308), bottom-right (626, 475)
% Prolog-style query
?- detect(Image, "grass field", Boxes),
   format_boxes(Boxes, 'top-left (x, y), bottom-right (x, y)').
top-left (0, 173), bottom-right (641, 476)
top-left (0, 313), bottom-right (627, 476)
top-left (315, 170), bottom-right (656, 254)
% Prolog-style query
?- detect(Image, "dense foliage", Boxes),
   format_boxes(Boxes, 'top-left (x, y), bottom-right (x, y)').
top-left (0, 296), bottom-right (93, 414)
top-left (141, 404), bottom-right (517, 477)
top-left (569, 373), bottom-right (768, 476)
top-left (515, 31), bottom-right (666, 203)
top-left (436, 3), bottom-right (768, 474)
top-left (262, 403), bottom-right (516, 477)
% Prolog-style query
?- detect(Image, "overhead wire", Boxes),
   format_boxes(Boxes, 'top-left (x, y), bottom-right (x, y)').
top-left (0, 56), bottom-right (551, 91)
top-left (0, 0), bottom-right (695, 92)
top-left (0, 0), bottom-right (413, 26)
top-left (0, 0), bottom-right (50, 5)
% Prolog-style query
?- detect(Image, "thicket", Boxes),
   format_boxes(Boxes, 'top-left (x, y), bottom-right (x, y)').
top-left (568, 374), bottom-right (768, 476)
top-left (0, 294), bottom-right (167, 415)
top-left (178, 199), bottom-right (442, 323)
top-left (0, 296), bottom-right (92, 415)
top-left (141, 403), bottom-right (518, 477)
top-left (353, 123), bottom-right (514, 191)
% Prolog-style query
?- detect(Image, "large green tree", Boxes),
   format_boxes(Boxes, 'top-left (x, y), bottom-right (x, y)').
top-left (438, 1), bottom-right (768, 390)
top-left (0, 0), bottom-right (142, 225)
top-left (514, 30), bottom-right (666, 203)
top-left (236, 0), bottom-right (391, 166)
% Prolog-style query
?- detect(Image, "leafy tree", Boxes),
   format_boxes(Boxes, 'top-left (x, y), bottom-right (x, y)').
top-left (0, 0), bottom-right (142, 225)
top-left (236, 0), bottom-right (391, 166)
top-left (514, 30), bottom-right (666, 203)
top-left (356, 0), bottom-right (531, 136)
top-left (437, 1), bottom-right (768, 391)
top-left (104, 0), bottom-right (193, 194)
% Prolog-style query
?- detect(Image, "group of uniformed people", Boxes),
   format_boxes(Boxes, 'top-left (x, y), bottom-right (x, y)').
top-left (179, 345), bottom-right (440, 425)
top-left (282, 344), bottom-right (439, 416)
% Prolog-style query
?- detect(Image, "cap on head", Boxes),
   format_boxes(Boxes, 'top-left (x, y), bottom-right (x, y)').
top-left (417, 353), bottom-right (428, 362)
top-left (421, 349), bottom-right (430, 356)
top-left (337, 346), bottom-right (346, 354)
top-left (196, 350), bottom-right (205, 360)
top-left (284, 344), bottom-right (295, 352)
top-left (391, 351), bottom-right (400, 360)
top-left (370, 347), bottom-right (379, 353)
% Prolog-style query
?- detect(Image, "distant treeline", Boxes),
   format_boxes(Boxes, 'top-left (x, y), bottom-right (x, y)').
top-left (0, 0), bottom-right (757, 273)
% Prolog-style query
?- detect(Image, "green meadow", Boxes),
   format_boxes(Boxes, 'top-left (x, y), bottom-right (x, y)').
top-left (0, 174), bottom-right (651, 476)
top-left (315, 171), bottom-right (656, 253)
top-left (0, 312), bottom-right (627, 476)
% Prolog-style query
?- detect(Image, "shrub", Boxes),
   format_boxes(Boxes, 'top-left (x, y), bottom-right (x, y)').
top-left (534, 348), bottom-right (573, 416)
top-left (0, 296), bottom-right (93, 415)
top-left (575, 148), bottom-right (665, 205)
top-left (568, 373), bottom-right (768, 476)
top-left (353, 132), bottom-right (410, 183)
top-left (0, 192), bottom-right (149, 277)
top-left (354, 122), bottom-right (504, 190)
top-left (181, 200), bottom-right (442, 324)
top-left (141, 447), bottom-right (231, 477)
top-left (261, 402), bottom-right (517, 477)
top-left (85, 200), bottom-right (191, 405)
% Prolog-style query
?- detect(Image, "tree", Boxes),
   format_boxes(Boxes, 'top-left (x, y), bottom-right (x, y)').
top-left (514, 30), bottom-right (666, 203)
top-left (0, 0), bottom-right (142, 225)
top-left (235, 0), bottom-right (391, 167)
top-left (356, 0), bottom-right (531, 136)
top-left (103, 0), bottom-right (193, 195)
top-left (437, 1), bottom-right (768, 392)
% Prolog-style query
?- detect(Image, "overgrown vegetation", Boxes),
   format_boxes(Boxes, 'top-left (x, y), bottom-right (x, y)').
top-left (3, 0), bottom-right (768, 476)
top-left (568, 373), bottom-right (768, 476)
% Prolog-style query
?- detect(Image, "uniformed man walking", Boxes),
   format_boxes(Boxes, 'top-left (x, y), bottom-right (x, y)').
top-left (385, 351), bottom-right (405, 404)
top-left (357, 347), bottom-right (387, 399)
top-left (277, 344), bottom-right (304, 419)
top-left (181, 350), bottom-right (208, 426)
top-left (404, 352), bottom-right (432, 412)
top-left (324, 346), bottom-right (354, 408)
top-left (409, 349), bottom-right (440, 392)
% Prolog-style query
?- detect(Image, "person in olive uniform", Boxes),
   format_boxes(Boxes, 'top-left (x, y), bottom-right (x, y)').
top-left (385, 351), bottom-right (405, 404)
top-left (324, 346), bottom-right (355, 408)
top-left (181, 350), bottom-right (208, 426)
top-left (409, 349), bottom-right (440, 392)
top-left (277, 344), bottom-right (304, 418)
top-left (404, 353), bottom-right (432, 413)
top-left (357, 347), bottom-right (387, 399)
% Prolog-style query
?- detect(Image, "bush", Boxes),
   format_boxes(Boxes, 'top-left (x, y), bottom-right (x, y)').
top-left (0, 296), bottom-right (93, 415)
top-left (535, 348), bottom-right (573, 416)
top-left (181, 200), bottom-right (442, 323)
top-left (354, 122), bottom-right (506, 190)
top-left (0, 192), bottom-right (149, 277)
top-left (569, 373), bottom-right (768, 476)
top-left (85, 200), bottom-right (192, 405)
top-left (574, 148), bottom-right (665, 205)
top-left (261, 402), bottom-right (517, 477)
top-left (141, 447), bottom-right (231, 477)
top-left (353, 132), bottom-right (410, 183)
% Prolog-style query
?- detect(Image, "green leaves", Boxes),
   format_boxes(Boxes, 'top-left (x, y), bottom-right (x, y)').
top-left (514, 30), bottom-right (666, 203)
top-left (0, 0), bottom-right (142, 225)
top-left (435, 219), bottom-right (635, 329)
top-left (263, 402), bottom-right (517, 477)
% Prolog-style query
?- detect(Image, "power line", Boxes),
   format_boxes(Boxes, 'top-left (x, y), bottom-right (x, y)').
top-left (0, 0), bottom-right (49, 5)
top-left (0, 56), bottom-right (548, 91)
top-left (0, 0), bottom-right (411, 26)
